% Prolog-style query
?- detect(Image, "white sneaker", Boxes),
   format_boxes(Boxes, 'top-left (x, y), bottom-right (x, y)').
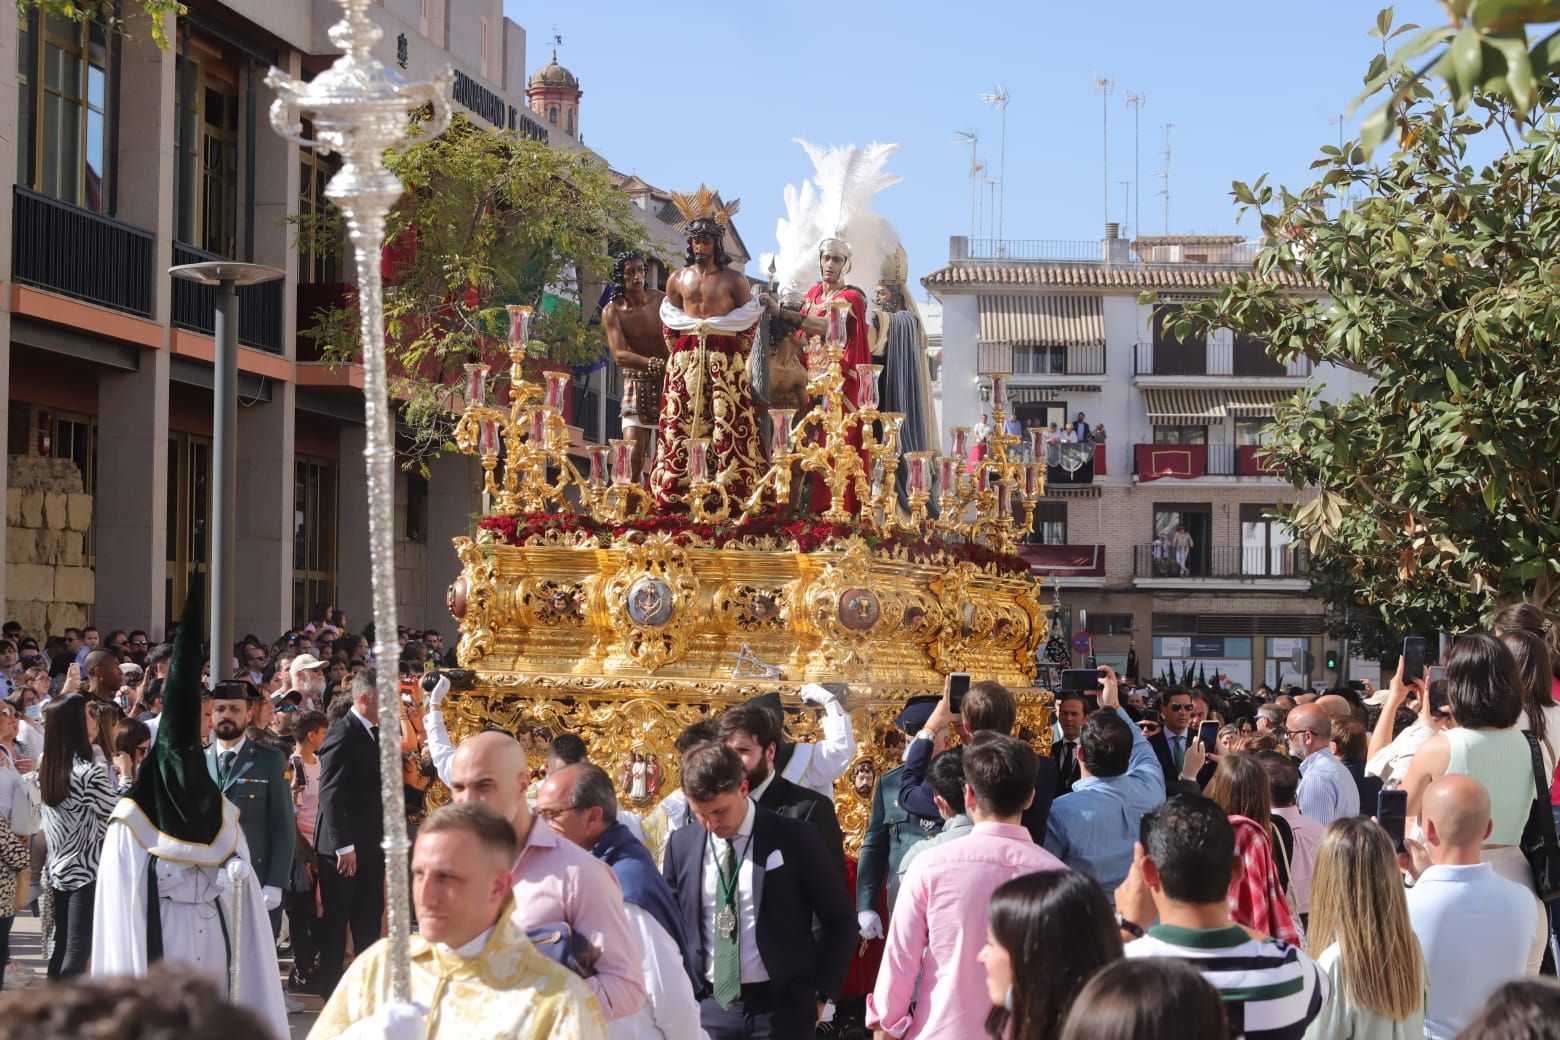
top-left (284, 995), bottom-right (305, 1013)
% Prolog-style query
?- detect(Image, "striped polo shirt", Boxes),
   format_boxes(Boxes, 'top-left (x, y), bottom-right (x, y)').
top-left (1126, 923), bottom-right (1328, 1040)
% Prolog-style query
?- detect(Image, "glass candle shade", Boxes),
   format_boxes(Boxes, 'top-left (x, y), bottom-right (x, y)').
top-left (907, 452), bottom-right (931, 495)
top-left (855, 364), bottom-right (883, 410)
top-left (937, 455), bottom-right (960, 495)
top-left (689, 439), bottom-right (711, 484)
top-left (770, 410), bottom-right (795, 453)
top-left (976, 466), bottom-right (992, 493)
top-left (989, 374), bottom-right (1009, 410)
top-left (544, 372), bottom-right (570, 413)
top-left (528, 409), bottom-right (547, 443)
top-left (478, 418), bottom-right (500, 458)
top-left (610, 439), bottom-right (634, 484)
top-left (1029, 427), bottom-right (1044, 458)
top-left (1023, 462), bottom-right (1041, 497)
top-left (587, 446), bottom-right (611, 488)
top-left (951, 427), bottom-right (971, 460)
top-left (464, 363), bottom-right (489, 408)
top-left (506, 305), bottom-right (534, 350)
top-left (994, 482), bottom-right (1010, 519)
top-left (825, 301), bottom-right (847, 348)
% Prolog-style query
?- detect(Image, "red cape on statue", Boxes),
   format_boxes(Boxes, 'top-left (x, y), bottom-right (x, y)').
top-left (804, 283), bottom-right (870, 515)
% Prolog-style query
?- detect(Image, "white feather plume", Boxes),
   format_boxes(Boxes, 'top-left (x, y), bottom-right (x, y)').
top-left (771, 140), bottom-right (903, 297)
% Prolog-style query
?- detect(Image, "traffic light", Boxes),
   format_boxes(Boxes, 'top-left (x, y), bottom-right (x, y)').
top-left (1324, 648), bottom-right (1339, 671)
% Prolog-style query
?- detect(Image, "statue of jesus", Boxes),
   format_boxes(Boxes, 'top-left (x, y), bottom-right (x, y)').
top-left (648, 186), bottom-right (766, 508)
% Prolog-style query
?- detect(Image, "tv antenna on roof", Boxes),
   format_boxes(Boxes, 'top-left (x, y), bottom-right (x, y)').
top-left (953, 131), bottom-right (981, 242)
top-left (978, 87), bottom-right (1009, 242)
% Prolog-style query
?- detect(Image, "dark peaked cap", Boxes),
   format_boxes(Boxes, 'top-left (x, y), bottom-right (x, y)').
top-left (127, 575), bottom-right (223, 845)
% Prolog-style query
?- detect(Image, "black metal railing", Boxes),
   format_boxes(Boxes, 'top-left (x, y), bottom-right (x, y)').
top-left (171, 243), bottom-right (285, 354)
top-left (1133, 341), bottom-right (1313, 377)
top-left (1133, 543), bottom-right (1310, 580)
top-left (12, 187), bottom-right (155, 316)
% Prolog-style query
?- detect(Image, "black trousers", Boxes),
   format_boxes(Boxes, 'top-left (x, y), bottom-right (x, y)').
top-left (47, 882), bottom-right (94, 980)
top-left (0, 914), bottom-right (14, 988)
top-left (700, 981), bottom-right (814, 1040)
top-left (285, 884), bottom-right (320, 976)
top-left (314, 848), bottom-right (384, 996)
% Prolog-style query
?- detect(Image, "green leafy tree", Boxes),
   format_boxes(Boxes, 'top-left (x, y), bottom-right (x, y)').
top-left (1170, 66), bottom-right (1560, 633)
top-left (300, 115), bottom-right (653, 465)
top-left (22, 0), bottom-right (185, 48)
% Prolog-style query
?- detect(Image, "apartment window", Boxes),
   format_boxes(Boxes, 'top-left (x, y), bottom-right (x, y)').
top-left (1152, 425), bottom-right (1207, 445)
top-left (1089, 613), bottom-right (1135, 636)
top-left (1240, 503), bottom-right (1295, 576)
top-left (1151, 504), bottom-right (1211, 577)
top-left (1150, 304), bottom-right (1207, 375)
top-left (405, 471), bottom-right (428, 543)
top-left (18, 13), bottom-right (110, 212)
top-left (1030, 501), bottom-right (1066, 544)
top-left (293, 459), bottom-right (338, 626)
top-left (166, 434), bottom-right (212, 621)
top-left (297, 122), bottom-right (342, 282)
top-left (1235, 418), bottom-right (1271, 447)
top-left (174, 44), bottom-right (240, 257)
top-left (1014, 345), bottom-right (1065, 374)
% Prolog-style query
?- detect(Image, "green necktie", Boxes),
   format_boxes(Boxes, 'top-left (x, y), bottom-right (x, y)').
top-left (713, 839), bottom-right (741, 1008)
top-left (1172, 735), bottom-right (1185, 770)
top-left (218, 749), bottom-right (236, 787)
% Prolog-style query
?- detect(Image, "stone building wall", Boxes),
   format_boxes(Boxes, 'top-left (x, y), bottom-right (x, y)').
top-left (5, 456), bottom-right (92, 635)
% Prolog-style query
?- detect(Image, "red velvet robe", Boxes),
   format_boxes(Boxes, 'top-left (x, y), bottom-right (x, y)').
top-left (803, 283), bottom-right (870, 515)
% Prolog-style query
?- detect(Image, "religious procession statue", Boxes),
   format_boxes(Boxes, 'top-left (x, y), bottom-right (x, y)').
top-left (871, 245), bottom-right (938, 461)
top-left (600, 251), bottom-right (668, 484)
top-left (647, 186), bottom-right (767, 507)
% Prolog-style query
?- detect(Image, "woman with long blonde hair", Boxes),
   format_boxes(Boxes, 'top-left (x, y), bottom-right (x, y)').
top-left (1303, 817), bottom-right (1426, 1039)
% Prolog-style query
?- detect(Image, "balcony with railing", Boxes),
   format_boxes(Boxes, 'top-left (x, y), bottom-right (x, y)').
top-left (1133, 443), bottom-right (1278, 481)
top-left (1132, 543), bottom-right (1310, 581)
top-left (1134, 341), bottom-right (1312, 378)
top-left (964, 239), bottom-right (1104, 262)
top-left (980, 342), bottom-right (1108, 379)
top-left (12, 187), bottom-right (155, 317)
top-left (171, 243), bottom-right (285, 353)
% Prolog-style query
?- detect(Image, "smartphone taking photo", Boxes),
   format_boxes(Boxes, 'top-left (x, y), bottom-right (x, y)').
top-left (1402, 636), bottom-right (1427, 683)
top-left (947, 672), bottom-right (971, 714)
top-left (1378, 788), bottom-right (1408, 852)
top-left (1061, 668), bottom-right (1104, 694)
top-left (1198, 719), bottom-right (1221, 753)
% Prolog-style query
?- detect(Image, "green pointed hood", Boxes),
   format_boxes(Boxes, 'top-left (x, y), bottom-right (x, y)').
top-left (127, 575), bottom-right (223, 845)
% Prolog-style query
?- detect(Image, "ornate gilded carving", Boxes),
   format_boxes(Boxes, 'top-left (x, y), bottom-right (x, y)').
top-left (602, 537), bottom-right (701, 671)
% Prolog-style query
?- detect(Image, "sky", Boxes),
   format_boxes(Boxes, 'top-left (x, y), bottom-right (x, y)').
top-left (502, 0), bottom-right (1452, 295)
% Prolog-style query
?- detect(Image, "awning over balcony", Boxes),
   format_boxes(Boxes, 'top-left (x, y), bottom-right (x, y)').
top-left (1018, 544), bottom-right (1106, 577)
top-left (978, 294), bottom-right (1104, 347)
top-left (1142, 388), bottom-right (1226, 425)
top-left (1226, 387), bottom-right (1296, 417)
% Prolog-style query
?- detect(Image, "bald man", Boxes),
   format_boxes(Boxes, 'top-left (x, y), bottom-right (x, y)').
top-left (1285, 704), bottom-right (1359, 825)
top-left (448, 732), bottom-right (646, 1023)
top-left (1404, 775), bottom-right (1539, 1039)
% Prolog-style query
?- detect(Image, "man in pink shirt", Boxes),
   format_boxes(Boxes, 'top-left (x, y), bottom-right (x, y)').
top-left (868, 732), bottom-right (1067, 1039)
top-left (448, 730), bottom-right (647, 1022)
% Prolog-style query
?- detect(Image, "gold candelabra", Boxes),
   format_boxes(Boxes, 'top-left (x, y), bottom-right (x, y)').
top-left (450, 302), bottom-right (1043, 554)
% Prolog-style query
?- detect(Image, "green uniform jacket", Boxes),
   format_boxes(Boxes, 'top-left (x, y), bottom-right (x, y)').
top-left (856, 764), bottom-right (941, 915)
top-left (205, 738), bottom-right (296, 891)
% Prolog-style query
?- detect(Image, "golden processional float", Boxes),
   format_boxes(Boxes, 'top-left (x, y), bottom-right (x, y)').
top-left (437, 300), bottom-right (1054, 853)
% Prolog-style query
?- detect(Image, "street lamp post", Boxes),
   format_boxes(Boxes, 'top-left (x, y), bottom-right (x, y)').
top-left (169, 262), bottom-right (284, 682)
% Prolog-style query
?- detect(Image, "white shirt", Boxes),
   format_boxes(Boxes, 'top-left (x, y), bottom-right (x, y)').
top-left (780, 701), bottom-right (857, 801)
top-left (611, 905), bottom-right (708, 1040)
top-left (1365, 719), bottom-right (1437, 786)
top-left (700, 798), bottom-right (766, 985)
top-left (438, 924), bottom-right (496, 959)
top-left (1407, 861), bottom-right (1538, 1040)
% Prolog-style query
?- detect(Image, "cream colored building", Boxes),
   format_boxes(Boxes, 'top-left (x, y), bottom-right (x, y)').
top-left (925, 228), bottom-right (1372, 689)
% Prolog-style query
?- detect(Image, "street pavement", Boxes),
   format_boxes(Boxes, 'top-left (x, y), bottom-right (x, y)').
top-left (4, 907), bottom-right (324, 1038)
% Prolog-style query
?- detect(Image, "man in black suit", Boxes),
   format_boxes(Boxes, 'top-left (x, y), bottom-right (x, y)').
top-left (718, 703), bottom-right (846, 881)
top-left (898, 677), bottom-right (1060, 843)
top-left (312, 671), bottom-right (384, 996)
top-left (663, 742), bottom-right (855, 1040)
top-left (1052, 692), bottom-right (1087, 795)
top-left (1149, 687), bottom-right (1212, 792)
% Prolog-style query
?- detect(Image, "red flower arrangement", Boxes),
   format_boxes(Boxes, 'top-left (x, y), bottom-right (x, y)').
top-left (474, 510), bottom-right (1031, 577)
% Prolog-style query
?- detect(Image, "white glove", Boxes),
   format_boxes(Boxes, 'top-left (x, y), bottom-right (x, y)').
top-left (262, 885), bottom-right (283, 911)
top-left (338, 1001), bottom-right (429, 1040)
top-left (857, 909), bottom-right (884, 940)
top-left (799, 683), bottom-right (836, 708)
top-left (426, 674), bottom-right (450, 710)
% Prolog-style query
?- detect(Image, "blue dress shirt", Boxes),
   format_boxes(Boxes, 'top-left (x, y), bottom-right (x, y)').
top-left (1296, 748), bottom-right (1360, 826)
top-left (1043, 707), bottom-right (1166, 899)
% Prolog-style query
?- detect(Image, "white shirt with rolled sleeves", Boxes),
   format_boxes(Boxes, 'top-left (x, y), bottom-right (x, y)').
top-left (784, 685), bottom-right (857, 800)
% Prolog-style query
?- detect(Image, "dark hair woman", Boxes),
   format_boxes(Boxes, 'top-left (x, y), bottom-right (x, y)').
top-left (38, 693), bottom-right (117, 978)
top-left (1058, 957), bottom-right (1229, 1040)
top-left (978, 870), bottom-right (1123, 1040)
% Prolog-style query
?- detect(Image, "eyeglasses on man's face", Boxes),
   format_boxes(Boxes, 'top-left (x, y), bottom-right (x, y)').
top-left (1165, 702), bottom-right (1194, 712)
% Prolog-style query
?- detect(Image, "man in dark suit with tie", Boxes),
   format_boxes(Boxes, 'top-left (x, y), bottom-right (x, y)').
top-left (718, 703), bottom-right (846, 881)
top-left (205, 681), bottom-right (294, 933)
top-left (1149, 687), bottom-right (1211, 791)
top-left (663, 742), bottom-right (855, 1040)
top-left (1052, 692), bottom-right (1087, 795)
top-left (312, 671), bottom-right (384, 996)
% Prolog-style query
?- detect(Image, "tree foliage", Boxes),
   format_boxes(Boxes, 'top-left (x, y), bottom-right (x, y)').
top-left (1358, 3), bottom-right (1560, 152)
top-left (301, 116), bottom-right (653, 466)
top-left (1170, 70), bottom-right (1560, 634)
top-left (22, 0), bottom-right (184, 48)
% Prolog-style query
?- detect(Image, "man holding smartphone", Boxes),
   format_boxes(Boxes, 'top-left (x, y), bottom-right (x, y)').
top-left (897, 676), bottom-right (1060, 844)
